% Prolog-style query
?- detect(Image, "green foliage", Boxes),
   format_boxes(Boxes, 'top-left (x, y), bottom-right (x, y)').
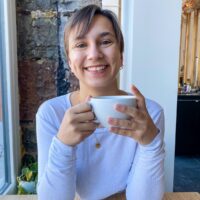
top-left (17, 154), bottom-right (38, 194)
top-left (17, 185), bottom-right (27, 195)
top-left (17, 162), bottom-right (38, 182)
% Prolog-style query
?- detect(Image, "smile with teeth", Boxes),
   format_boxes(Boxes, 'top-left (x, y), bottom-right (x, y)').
top-left (84, 65), bottom-right (108, 72)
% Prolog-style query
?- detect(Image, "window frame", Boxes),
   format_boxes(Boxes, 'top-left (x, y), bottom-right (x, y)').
top-left (0, 0), bottom-right (20, 194)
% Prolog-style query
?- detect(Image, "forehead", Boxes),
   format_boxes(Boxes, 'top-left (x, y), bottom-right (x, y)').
top-left (69, 15), bottom-right (115, 41)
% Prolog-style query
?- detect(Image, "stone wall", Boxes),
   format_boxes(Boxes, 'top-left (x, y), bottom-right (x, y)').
top-left (16, 0), bottom-right (101, 157)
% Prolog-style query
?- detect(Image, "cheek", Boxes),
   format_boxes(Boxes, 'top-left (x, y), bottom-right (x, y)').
top-left (116, 51), bottom-right (123, 66)
top-left (111, 52), bottom-right (122, 66)
top-left (68, 53), bottom-right (81, 73)
top-left (107, 48), bottom-right (122, 64)
top-left (70, 51), bottom-right (84, 63)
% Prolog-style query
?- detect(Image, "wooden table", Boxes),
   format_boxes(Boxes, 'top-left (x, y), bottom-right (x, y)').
top-left (163, 192), bottom-right (200, 200)
top-left (0, 192), bottom-right (199, 200)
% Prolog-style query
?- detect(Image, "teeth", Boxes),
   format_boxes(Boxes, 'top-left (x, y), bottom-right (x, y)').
top-left (86, 65), bottom-right (107, 72)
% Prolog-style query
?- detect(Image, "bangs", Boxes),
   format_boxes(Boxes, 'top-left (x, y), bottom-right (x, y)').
top-left (70, 7), bottom-right (99, 39)
top-left (71, 20), bottom-right (91, 40)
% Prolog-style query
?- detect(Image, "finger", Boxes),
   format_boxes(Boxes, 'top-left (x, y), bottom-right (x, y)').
top-left (74, 111), bottom-right (96, 122)
top-left (76, 121), bottom-right (98, 131)
top-left (109, 126), bottom-right (135, 138)
top-left (108, 117), bottom-right (137, 130)
top-left (73, 102), bottom-right (92, 114)
top-left (114, 104), bottom-right (143, 120)
top-left (131, 85), bottom-right (146, 110)
top-left (81, 131), bottom-right (94, 137)
top-left (77, 130), bottom-right (95, 141)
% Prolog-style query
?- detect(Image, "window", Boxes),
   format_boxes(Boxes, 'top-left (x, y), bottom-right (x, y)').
top-left (179, 3), bottom-right (200, 87)
top-left (0, 0), bottom-right (20, 194)
top-left (102, 0), bottom-right (121, 20)
top-left (0, 59), bottom-right (5, 190)
top-left (0, 2), bottom-right (7, 192)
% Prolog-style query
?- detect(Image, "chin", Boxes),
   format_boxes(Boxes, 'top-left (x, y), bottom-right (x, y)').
top-left (90, 83), bottom-right (115, 91)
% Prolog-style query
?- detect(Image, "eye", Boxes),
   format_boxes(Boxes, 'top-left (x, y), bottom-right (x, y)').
top-left (100, 40), bottom-right (112, 46)
top-left (75, 43), bottom-right (87, 48)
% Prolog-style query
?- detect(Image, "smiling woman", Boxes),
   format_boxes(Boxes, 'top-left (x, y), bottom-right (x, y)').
top-left (36, 4), bottom-right (165, 200)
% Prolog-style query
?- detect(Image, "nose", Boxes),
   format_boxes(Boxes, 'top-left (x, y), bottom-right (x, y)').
top-left (87, 44), bottom-right (103, 60)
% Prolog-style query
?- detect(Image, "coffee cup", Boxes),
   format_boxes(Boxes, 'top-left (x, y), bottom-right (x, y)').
top-left (89, 95), bottom-right (136, 129)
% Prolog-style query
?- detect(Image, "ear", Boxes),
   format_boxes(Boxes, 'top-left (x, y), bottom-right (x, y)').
top-left (68, 57), bottom-right (71, 67)
top-left (120, 53), bottom-right (124, 66)
top-left (68, 58), bottom-right (76, 74)
top-left (67, 58), bottom-right (73, 71)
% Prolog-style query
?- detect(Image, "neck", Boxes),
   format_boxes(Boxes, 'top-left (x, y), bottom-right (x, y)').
top-left (70, 81), bottom-right (127, 105)
top-left (71, 81), bottom-right (127, 106)
top-left (79, 83), bottom-right (122, 102)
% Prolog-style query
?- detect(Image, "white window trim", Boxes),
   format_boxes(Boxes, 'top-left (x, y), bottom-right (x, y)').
top-left (1, 0), bottom-right (20, 194)
top-left (119, 0), bottom-right (135, 93)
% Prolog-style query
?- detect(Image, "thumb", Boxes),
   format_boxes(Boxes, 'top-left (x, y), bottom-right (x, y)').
top-left (131, 85), bottom-right (146, 110)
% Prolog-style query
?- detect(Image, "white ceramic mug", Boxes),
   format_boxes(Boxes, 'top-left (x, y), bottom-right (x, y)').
top-left (89, 95), bottom-right (136, 129)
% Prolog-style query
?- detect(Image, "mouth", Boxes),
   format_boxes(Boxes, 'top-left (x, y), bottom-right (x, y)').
top-left (83, 65), bottom-right (109, 72)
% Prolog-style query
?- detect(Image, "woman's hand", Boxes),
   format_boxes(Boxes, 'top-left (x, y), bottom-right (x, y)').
top-left (57, 97), bottom-right (98, 146)
top-left (108, 85), bottom-right (158, 145)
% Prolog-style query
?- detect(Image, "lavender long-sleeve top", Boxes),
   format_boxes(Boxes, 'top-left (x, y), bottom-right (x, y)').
top-left (36, 93), bottom-right (165, 200)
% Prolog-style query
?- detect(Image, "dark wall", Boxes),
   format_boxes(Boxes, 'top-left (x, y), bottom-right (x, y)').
top-left (16, 0), bottom-right (101, 157)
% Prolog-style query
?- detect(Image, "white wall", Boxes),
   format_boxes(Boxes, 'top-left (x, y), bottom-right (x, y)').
top-left (120, 0), bottom-right (182, 192)
top-left (102, 0), bottom-right (119, 17)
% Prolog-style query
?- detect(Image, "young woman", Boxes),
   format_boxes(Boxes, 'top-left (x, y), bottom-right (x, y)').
top-left (36, 4), bottom-right (165, 200)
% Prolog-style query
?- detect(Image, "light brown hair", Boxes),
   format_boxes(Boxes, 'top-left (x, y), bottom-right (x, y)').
top-left (64, 4), bottom-right (124, 57)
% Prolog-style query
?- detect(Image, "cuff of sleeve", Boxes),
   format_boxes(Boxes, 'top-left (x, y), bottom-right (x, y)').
top-left (139, 129), bottom-right (163, 151)
top-left (47, 136), bottom-right (77, 171)
top-left (49, 136), bottom-right (77, 161)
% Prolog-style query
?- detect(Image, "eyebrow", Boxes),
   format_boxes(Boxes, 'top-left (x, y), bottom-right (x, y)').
top-left (99, 31), bottom-right (115, 38)
top-left (74, 31), bottom-right (115, 41)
